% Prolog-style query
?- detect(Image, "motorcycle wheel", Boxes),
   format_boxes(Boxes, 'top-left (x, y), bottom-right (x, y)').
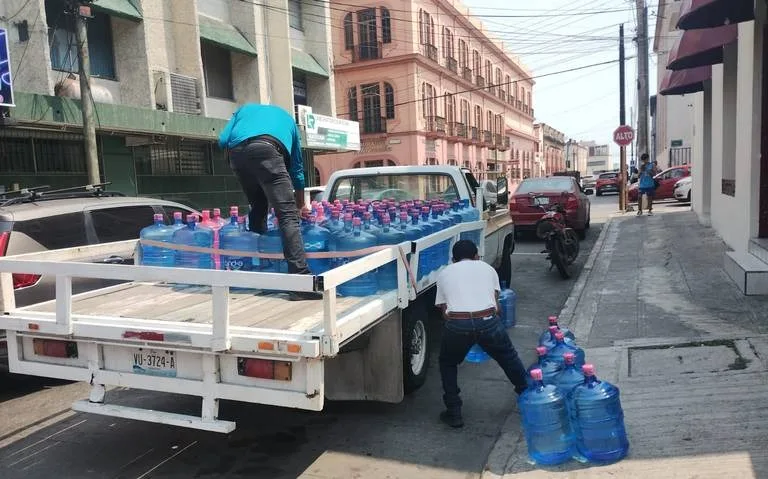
top-left (563, 228), bottom-right (580, 264)
top-left (549, 237), bottom-right (571, 279)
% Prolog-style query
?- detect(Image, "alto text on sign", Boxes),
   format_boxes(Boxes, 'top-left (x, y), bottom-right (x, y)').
top-left (613, 125), bottom-right (635, 147)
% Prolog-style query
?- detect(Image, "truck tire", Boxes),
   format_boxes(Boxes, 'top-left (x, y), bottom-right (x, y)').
top-left (403, 302), bottom-right (430, 394)
top-left (496, 233), bottom-right (515, 286)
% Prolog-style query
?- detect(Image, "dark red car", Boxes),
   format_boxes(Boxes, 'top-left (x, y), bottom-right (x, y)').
top-left (595, 172), bottom-right (620, 196)
top-left (628, 165), bottom-right (691, 202)
top-left (509, 176), bottom-right (593, 238)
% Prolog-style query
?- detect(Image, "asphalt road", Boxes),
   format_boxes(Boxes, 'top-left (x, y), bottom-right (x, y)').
top-left (0, 195), bottom-right (622, 479)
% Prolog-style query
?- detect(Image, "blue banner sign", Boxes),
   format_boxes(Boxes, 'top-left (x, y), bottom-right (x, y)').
top-left (0, 28), bottom-right (15, 107)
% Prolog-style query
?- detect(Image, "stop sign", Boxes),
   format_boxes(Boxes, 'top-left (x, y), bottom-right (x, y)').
top-left (613, 125), bottom-right (635, 147)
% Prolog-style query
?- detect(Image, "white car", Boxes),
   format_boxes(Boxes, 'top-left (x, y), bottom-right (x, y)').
top-left (674, 176), bottom-right (692, 202)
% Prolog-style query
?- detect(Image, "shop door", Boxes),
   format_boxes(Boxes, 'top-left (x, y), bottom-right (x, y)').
top-left (759, 28), bottom-right (768, 237)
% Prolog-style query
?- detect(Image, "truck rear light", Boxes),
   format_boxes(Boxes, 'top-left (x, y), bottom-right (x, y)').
top-left (33, 338), bottom-right (78, 358)
top-left (237, 358), bottom-right (292, 381)
top-left (123, 331), bottom-right (165, 341)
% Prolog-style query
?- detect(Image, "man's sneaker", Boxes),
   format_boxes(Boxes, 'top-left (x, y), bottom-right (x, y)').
top-left (439, 411), bottom-right (464, 428)
top-left (288, 291), bottom-right (323, 301)
top-left (647, 211), bottom-right (654, 216)
top-left (637, 210), bottom-right (642, 216)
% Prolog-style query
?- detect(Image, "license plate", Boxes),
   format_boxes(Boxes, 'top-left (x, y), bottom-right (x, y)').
top-left (132, 348), bottom-right (177, 377)
top-left (533, 196), bottom-right (550, 206)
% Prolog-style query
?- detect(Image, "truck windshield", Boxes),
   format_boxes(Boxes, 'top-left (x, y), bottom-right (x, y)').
top-left (329, 173), bottom-right (459, 203)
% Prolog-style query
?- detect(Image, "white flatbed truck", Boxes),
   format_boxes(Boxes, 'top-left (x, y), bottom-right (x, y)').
top-left (0, 166), bottom-right (514, 433)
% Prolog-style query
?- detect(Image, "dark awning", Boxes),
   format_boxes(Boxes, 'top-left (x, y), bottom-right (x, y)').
top-left (199, 16), bottom-right (257, 57)
top-left (659, 65), bottom-right (711, 96)
top-left (667, 24), bottom-right (737, 71)
top-left (92, 0), bottom-right (142, 22)
top-left (677, 0), bottom-right (755, 30)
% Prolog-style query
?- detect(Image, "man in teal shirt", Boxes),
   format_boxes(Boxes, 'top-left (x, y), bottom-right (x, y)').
top-left (219, 104), bottom-right (319, 300)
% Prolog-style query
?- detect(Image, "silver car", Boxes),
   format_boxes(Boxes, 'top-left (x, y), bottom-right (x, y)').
top-left (0, 192), bottom-right (195, 368)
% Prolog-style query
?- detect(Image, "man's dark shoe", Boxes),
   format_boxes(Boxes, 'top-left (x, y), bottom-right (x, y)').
top-left (288, 291), bottom-right (323, 301)
top-left (439, 411), bottom-right (464, 428)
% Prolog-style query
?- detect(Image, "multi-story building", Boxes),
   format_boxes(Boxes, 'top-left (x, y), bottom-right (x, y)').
top-left (582, 141), bottom-right (612, 175)
top-left (653, 0), bottom-right (696, 169)
top-left (0, 0), bottom-right (342, 207)
top-left (316, 0), bottom-right (535, 184)
top-left (564, 140), bottom-right (589, 177)
top-left (533, 123), bottom-right (565, 176)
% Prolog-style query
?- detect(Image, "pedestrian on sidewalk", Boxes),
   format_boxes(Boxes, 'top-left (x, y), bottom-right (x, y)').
top-left (435, 240), bottom-right (528, 428)
top-left (637, 153), bottom-right (657, 216)
top-left (219, 103), bottom-right (320, 301)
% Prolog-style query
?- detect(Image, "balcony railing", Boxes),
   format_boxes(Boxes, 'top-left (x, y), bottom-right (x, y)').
top-left (516, 100), bottom-right (522, 109)
top-left (449, 122), bottom-right (468, 138)
top-left (482, 130), bottom-right (493, 145)
top-left (503, 137), bottom-right (511, 149)
top-left (352, 42), bottom-right (383, 62)
top-left (426, 116), bottom-right (446, 134)
top-left (423, 44), bottom-right (438, 62)
top-left (462, 67), bottom-right (473, 82)
top-left (475, 75), bottom-right (485, 88)
top-left (362, 116), bottom-right (387, 134)
top-left (494, 134), bottom-right (505, 148)
top-left (446, 57), bottom-right (458, 74)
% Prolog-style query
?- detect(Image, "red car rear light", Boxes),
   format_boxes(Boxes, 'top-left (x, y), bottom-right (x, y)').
top-left (509, 197), bottom-right (518, 210)
top-left (565, 194), bottom-right (579, 210)
top-left (237, 357), bottom-right (292, 381)
top-left (0, 231), bottom-right (42, 290)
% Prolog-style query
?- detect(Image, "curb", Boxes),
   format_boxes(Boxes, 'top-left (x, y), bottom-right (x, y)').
top-left (557, 214), bottom-right (616, 330)
top-left (481, 214), bottom-right (618, 479)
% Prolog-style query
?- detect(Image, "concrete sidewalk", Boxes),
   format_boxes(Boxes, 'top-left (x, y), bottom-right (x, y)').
top-left (484, 209), bottom-right (768, 479)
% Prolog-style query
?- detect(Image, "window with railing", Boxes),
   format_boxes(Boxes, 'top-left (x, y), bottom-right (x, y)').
top-left (384, 82), bottom-right (395, 119)
top-left (442, 27), bottom-right (454, 59)
top-left (422, 82), bottom-right (437, 119)
top-left (458, 40), bottom-right (468, 70)
top-left (472, 50), bottom-right (481, 76)
top-left (362, 83), bottom-right (385, 134)
top-left (343, 13), bottom-right (354, 50)
top-left (348, 87), bottom-right (358, 121)
top-left (381, 7), bottom-right (391, 44)
top-left (418, 9), bottom-right (435, 46)
top-left (485, 60), bottom-right (492, 92)
top-left (444, 93), bottom-right (455, 124)
top-left (474, 105), bottom-right (482, 131)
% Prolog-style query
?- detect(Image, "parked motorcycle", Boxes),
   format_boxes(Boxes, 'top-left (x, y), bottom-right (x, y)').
top-left (532, 194), bottom-right (580, 279)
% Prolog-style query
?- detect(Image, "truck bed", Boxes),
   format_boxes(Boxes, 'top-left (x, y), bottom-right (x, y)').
top-left (23, 282), bottom-right (370, 333)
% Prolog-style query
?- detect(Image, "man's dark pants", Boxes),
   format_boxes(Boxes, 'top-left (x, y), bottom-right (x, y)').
top-left (439, 317), bottom-right (528, 414)
top-left (229, 139), bottom-right (310, 275)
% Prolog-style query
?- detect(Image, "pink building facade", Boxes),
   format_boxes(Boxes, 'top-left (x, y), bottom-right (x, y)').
top-left (315, 0), bottom-right (536, 184)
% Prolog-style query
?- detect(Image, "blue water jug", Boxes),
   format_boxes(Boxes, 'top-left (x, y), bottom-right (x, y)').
top-left (419, 207), bottom-right (439, 275)
top-left (499, 281), bottom-right (517, 327)
top-left (545, 331), bottom-right (586, 368)
top-left (449, 201), bottom-right (464, 225)
top-left (526, 346), bottom-right (563, 387)
top-left (140, 214), bottom-right (176, 267)
top-left (408, 212), bottom-right (433, 280)
top-left (518, 369), bottom-right (575, 465)
top-left (431, 208), bottom-right (451, 269)
top-left (569, 365), bottom-right (629, 463)
top-left (172, 214), bottom-right (214, 269)
top-left (220, 213), bottom-right (259, 272)
top-left (362, 212), bottom-right (379, 235)
top-left (258, 217), bottom-right (288, 273)
top-left (465, 344), bottom-right (490, 363)
top-left (539, 315), bottom-right (576, 344)
top-left (460, 199), bottom-right (482, 246)
top-left (554, 352), bottom-right (586, 396)
top-left (303, 215), bottom-right (331, 274)
top-left (540, 325), bottom-right (577, 351)
top-left (375, 216), bottom-right (407, 290)
top-left (335, 217), bottom-right (378, 296)
top-left (171, 211), bottom-right (185, 231)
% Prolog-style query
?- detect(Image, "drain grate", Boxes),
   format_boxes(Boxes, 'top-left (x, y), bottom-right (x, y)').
top-left (628, 339), bottom-right (750, 377)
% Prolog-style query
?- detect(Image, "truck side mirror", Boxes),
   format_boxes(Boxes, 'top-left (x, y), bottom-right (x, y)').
top-left (496, 177), bottom-right (508, 205)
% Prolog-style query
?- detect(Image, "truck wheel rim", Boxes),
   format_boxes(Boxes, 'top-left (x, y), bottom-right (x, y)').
top-left (410, 320), bottom-right (427, 375)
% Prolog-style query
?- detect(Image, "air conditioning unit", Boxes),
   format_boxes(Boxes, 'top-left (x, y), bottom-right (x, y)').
top-left (152, 71), bottom-right (202, 115)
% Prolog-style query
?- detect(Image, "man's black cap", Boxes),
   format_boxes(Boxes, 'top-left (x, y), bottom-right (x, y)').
top-left (453, 240), bottom-right (478, 261)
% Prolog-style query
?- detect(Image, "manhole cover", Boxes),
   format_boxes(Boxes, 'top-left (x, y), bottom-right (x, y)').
top-left (628, 340), bottom-right (748, 377)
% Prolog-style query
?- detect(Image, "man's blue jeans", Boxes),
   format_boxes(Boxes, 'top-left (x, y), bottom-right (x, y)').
top-left (439, 316), bottom-right (528, 413)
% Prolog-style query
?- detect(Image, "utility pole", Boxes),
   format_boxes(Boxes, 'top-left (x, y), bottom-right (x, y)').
top-left (619, 24), bottom-right (627, 212)
top-left (635, 0), bottom-right (650, 160)
top-left (72, 1), bottom-right (100, 185)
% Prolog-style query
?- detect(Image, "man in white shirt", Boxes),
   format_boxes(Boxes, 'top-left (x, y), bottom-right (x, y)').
top-left (435, 240), bottom-right (527, 428)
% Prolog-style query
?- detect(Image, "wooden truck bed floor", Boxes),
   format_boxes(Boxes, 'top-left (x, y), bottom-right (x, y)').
top-left (23, 282), bottom-right (380, 333)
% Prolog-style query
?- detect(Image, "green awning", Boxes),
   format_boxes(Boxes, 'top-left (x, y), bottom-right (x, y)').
top-left (291, 49), bottom-right (329, 78)
top-left (92, 0), bottom-right (143, 22)
top-left (198, 16), bottom-right (257, 57)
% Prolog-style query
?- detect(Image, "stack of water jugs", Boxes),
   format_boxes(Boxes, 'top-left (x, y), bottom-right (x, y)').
top-left (518, 315), bottom-right (630, 466)
top-left (138, 199), bottom-right (483, 297)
